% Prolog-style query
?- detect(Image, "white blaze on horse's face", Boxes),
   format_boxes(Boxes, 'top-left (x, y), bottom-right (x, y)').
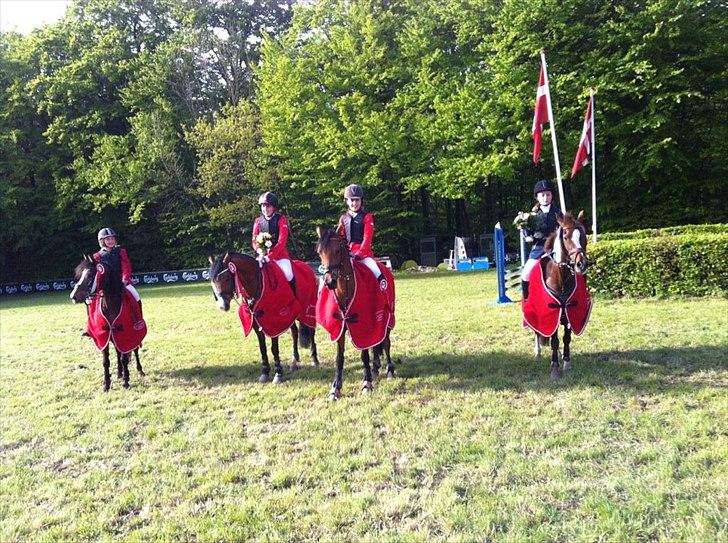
top-left (70, 267), bottom-right (93, 303)
top-left (210, 280), bottom-right (229, 311)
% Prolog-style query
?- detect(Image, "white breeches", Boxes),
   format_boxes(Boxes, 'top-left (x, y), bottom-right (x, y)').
top-left (360, 257), bottom-right (381, 278)
top-left (521, 258), bottom-right (539, 282)
top-left (126, 284), bottom-right (141, 301)
top-left (273, 258), bottom-right (294, 281)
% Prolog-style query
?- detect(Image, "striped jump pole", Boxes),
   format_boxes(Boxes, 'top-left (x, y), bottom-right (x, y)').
top-left (495, 223), bottom-right (526, 304)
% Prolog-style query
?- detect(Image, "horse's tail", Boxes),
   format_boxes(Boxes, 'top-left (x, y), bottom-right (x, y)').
top-left (298, 323), bottom-right (314, 349)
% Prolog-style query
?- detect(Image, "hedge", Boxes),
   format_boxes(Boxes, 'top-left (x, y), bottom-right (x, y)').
top-left (588, 233), bottom-right (728, 297)
top-left (599, 223), bottom-right (728, 241)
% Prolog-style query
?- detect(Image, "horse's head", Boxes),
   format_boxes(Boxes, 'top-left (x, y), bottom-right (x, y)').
top-left (556, 211), bottom-right (589, 275)
top-left (70, 255), bottom-right (97, 303)
top-left (316, 226), bottom-right (348, 290)
top-left (208, 252), bottom-right (260, 311)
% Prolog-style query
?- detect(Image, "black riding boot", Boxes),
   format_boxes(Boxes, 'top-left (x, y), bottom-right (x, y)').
top-left (521, 280), bottom-right (530, 300)
top-left (288, 278), bottom-right (297, 296)
top-left (137, 300), bottom-right (143, 318)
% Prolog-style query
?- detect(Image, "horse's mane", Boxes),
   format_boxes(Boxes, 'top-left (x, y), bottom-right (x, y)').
top-left (209, 251), bottom-right (256, 279)
top-left (74, 258), bottom-right (94, 279)
top-left (316, 229), bottom-right (340, 253)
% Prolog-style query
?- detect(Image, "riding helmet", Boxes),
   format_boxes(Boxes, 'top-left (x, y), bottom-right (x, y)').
top-left (533, 179), bottom-right (555, 197)
top-left (97, 227), bottom-right (117, 241)
top-left (344, 184), bottom-right (364, 199)
top-left (258, 192), bottom-right (278, 207)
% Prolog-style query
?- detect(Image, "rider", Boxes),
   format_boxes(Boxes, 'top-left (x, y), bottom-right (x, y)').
top-left (94, 227), bottom-right (142, 314)
top-left (336, 184), bottom-right (385, 288)
top-left (520, 179), bottom-right (563, 300)
top-left (251, 191), bottom-right (296, 293)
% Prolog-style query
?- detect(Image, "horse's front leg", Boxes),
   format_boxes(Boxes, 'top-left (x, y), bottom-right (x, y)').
top-left (133, 348), bottom-right (145, 376)
top-left (550, 333), bottom-right (562, 381)
top-left (121, 352), bottom-right (130, 388)
top-left (116, 348), bottom-right (123, 378)
top-left (380, 329), bottom-right (395, 378)
top-left (361, 348), bottom-right (374, 394)
top-left (329, 335), bottom-right (345, 401)
top-left (562, 324), bottom-right (572, 372)
top-left (310, 328), bottom-right (319, 367)
top-left (255, 327), bottom-right (271, 383)
top-left (102, 346), bottom-right (111, 392)
top-left (289, 323), bottom-right (300, 372)
top-left (272, 336), bottom-right (284, 384)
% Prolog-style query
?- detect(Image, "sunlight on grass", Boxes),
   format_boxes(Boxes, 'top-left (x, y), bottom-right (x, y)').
top-left (1, 270), bottom-right (727, 541)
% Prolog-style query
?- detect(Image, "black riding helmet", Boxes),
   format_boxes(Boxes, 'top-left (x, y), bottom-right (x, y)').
top-left (343, 184), bottom-right (364, 200)
top-left (533, 179), bottom-right (555, 197)
top-left (258, 192), bottom-right (278, 207)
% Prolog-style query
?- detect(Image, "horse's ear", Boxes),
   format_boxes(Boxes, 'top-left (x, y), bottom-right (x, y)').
top-left (222, 251), bottom-right (230, 264)
top-left (577, 210), bottom-right (585, 222)
top-left (208, 255), bottom-right (215, 265)
top-left (315, 225), bottom-right (324, 239)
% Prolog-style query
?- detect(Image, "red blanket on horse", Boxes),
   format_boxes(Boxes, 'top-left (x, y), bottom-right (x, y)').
top-left (234, 259), bottom-right (317, 338)
top-left (87, 289), bottom-right (147, 353)
top-left (522, 259), bottom-right (592, 337)
top-left (317, 260), bottom-right (395, 349)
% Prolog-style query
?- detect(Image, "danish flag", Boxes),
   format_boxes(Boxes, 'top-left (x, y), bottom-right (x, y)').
top-left (571, 93), bottom-right (594, 177)
top-left (532, 59), bottom-right (550, 163)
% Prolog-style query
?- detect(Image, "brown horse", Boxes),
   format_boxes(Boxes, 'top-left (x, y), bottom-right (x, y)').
top-left (316, 227), bottom-right (395, 401)
top-left (531, 211), bottom-right (590, 379)
top-left (70, 256), bottom-right (145, 391)
top-left (208, 252), bottom-right (319, 384)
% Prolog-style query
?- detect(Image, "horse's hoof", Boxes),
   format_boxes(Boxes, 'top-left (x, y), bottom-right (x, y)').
top-left (361, 381), bottom-right (373, 393)
top-left (273, 373), bottom-right (284, 385)
top-left (550, 369), bottom-right (563, 381)
top-left (138, 370), bottom-right (146, 377)
top-left (372, 366), bottom-right (380, 378)
top-left (563, 359), bottom-right (571, 372)
top-left (289, 362), bottom-right (300, 372)
top-left (311, 358), bottom-right (319, 367)
top-left (123, 382), bottom-right (130, 389)
top-left (328, 389), bottom-right (341, 401)
top-left (258, 373), bottom-right (270, 384)
top-left (386, 370), bottom-right (395, 379)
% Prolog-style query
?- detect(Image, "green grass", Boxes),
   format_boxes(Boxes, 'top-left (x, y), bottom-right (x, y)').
top-left (1, 270), bottom-right (727, 542)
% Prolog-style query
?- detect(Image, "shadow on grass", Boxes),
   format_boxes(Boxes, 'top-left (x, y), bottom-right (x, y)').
top-left (166, 344), bottom-right (727, 394)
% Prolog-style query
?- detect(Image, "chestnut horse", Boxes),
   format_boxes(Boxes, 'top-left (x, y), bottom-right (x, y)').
top-left (316, 227), bottom-right (395, 400)
top-left (208, 252), bottom-right (319, 384)
top-left (70, 256), bottom-right (144, 391)
top-left (531, 211), bottom-right (590, 379)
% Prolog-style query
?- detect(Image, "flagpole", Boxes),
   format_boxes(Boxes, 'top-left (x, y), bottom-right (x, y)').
top-left (541, 50), bottom-right (566, 211)
top-left (590, 89), bottom-right (597, 243)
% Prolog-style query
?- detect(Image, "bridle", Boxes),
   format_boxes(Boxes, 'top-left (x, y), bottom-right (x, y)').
top-left (551, 225), bottom-right (588, 273)
top-left (319, 234), bottom-right (353, 313)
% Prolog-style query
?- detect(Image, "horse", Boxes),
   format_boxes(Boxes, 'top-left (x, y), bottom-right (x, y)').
top-left (70, 255), bottom-right (145, 391)
top-left (315, 227), bottom-right (395, 401)
top-left (523, 211), bottom-right (591, 380)
top-left (208, 252), bottom-right (319, 384)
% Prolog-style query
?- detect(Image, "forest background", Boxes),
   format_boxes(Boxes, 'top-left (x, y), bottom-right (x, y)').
top-left (1, 0), bottom-right (725, 282)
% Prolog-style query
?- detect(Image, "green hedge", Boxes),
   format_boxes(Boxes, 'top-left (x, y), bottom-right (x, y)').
top-left (599, 223), bottom-right (728, 241)
top-left (589, 233), bottom-right (728, 297)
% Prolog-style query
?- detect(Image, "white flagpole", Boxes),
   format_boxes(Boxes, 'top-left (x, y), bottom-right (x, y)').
top-left (541, 50), bottom-right (566, 211)
top-left (590, 89), bottom-right (597, 243)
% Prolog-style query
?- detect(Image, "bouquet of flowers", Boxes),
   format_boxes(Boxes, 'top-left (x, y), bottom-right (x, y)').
top-left (255, 232), bottom-right (273, 255)
top-left (513, 211), bottom-right (537, 242)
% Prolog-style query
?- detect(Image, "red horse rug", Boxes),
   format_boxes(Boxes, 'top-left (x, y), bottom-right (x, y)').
top-left (317, 260), bottom-right (395, 350)
top-left (234, 259), bottom-right (317, 338)
top-left (522, 260), bottom-right (592, 337)
top-left (87, 289), bottom-right (147, 353)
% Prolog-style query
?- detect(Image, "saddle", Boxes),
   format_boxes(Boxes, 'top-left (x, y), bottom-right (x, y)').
top-left (236, 259), bottom-right (317, 338)
top-left (522, 257), bottom-right (592, 337)
top-left (317, 259), bottom-right (395, 349)
top-left (87, 290), bottom-right (147, 353)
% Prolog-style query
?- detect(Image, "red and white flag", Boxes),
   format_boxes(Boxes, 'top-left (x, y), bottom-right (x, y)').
top-left (571, 94), bottom-right (594, 177)
top-left (532, 59), bottom-right (550, 163)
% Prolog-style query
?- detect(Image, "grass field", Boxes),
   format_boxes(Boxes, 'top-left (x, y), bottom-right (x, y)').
top-left (1, 269), bottom-right (727, 541)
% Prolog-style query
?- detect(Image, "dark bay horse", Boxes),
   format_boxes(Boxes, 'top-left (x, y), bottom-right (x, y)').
top-left (316, 227), bottom-right (395, 401)
top-left (532, 211), bottom-right (590, 380)
top-left (70, 256), bottom-right (144, 391)
top-left (208, 252), bottom-right (319, 384)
